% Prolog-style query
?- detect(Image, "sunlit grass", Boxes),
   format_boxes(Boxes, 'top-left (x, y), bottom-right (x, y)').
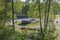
top-left (26, 23), bottom-right (40, 27)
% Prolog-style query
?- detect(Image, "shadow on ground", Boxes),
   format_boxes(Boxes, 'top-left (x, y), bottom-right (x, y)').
top-left (18, 23), bottom-right (29, 26)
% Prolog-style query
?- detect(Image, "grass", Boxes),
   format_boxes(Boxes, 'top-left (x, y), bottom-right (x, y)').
top-left (15, 21), bottom-right (21, 24)
top-left (26, 23), bottom-right (39, 27)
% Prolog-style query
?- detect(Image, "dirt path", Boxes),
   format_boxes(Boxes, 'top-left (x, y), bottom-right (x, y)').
top-left (54, 15), bottom-right (60, 40)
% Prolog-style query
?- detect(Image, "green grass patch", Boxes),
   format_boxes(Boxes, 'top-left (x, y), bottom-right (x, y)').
top-left (26, 23), bottom-right (39, 27)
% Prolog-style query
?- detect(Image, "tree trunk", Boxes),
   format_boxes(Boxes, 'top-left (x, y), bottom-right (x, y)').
top-left (45, 0), bottom-right (51, 27)
top-left (44, 0), bottom-right (48, 30)
top-left (11, 0), bottom-right (15, 32)
top-left (4, 0), bottom-right (7, 26)
top-left (38, 0), bottom-right (42, 33)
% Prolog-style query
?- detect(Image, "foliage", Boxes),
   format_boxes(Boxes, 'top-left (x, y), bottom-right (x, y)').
top-left (0, 26), bottom-right (13, 40)
top-left (0, 26), bottom-right (28, 40)
top-left (0, 0), bottom-right (59, 40)
top-left (14, 0), bottom-right (25, 17)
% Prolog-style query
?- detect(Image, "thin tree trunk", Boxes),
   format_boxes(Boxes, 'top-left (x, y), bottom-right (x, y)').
top-left (44, 0), bottom-right (48, 30)
top-left (38, 0), bottom-right (42, 33)
top-left (38, 0), bottom-right (45, 40)
top-left (11, 0), bottom-right (15, 32)
top-left (45, 0), bottom-right (51, 28)
top-left (44, 0), bottom-right (52, 39)
top-left (4, 0), bottom-right (7, 26)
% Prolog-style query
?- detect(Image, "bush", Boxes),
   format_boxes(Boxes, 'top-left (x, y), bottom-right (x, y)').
top-left (0, 26), bottom-right (13, 40)
top-left (0, 26), bottom-right (28, 40)
top-left (0, 25), bottom-right (58, 40)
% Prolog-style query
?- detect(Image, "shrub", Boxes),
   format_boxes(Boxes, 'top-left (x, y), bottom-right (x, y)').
top-left (0, 26), bottom-right (28, 40)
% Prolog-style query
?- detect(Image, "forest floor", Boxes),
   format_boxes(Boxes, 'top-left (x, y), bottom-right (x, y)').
top-left (6, 15), bottom-right (60, 40)
top-left (15, 14), bottom-right (60, 40)
top-left (54, 15), bottom-right (60, 40)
